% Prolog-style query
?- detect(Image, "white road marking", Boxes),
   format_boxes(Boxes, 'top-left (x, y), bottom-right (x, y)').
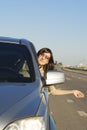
top-left (66, 77), bottom-right (71, 80)
top-left (77, 111), bottom-right (87, 117)
top-left (67, 99), bottom-right (74, 103)
top-left (78, 77), bottom-right (81, 79)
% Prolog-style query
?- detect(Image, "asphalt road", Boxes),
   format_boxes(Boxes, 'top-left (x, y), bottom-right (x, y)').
top-left (49, 71), bottom-right (87, 130)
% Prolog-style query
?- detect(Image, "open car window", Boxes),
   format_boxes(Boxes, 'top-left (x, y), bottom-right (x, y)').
top-left (0, 43), bottom-right (35, 83)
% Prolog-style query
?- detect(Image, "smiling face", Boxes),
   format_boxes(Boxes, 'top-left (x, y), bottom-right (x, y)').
top-left (38, 52), bottom-right (51, 66)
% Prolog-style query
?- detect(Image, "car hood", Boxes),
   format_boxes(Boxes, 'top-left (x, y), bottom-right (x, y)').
top-left (0, 81), bottom-right (42, 128)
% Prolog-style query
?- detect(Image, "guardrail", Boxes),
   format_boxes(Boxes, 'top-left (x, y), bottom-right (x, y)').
top-left (63, 67), bottom-right (87, 75)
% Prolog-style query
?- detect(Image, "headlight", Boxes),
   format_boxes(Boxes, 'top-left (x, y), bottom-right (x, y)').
top-left (4, 117), bottom-right (46, 130)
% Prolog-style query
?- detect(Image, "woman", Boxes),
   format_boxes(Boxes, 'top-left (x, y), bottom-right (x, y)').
top-left (37, 47), bottom-right (84, 98)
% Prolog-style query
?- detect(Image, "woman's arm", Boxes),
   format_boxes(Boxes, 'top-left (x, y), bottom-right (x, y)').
top-left (48, 86), bottom-right (84, 98)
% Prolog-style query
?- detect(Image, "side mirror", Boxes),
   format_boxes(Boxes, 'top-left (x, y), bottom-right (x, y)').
top-left (46, 70), bottom-right (65, 85)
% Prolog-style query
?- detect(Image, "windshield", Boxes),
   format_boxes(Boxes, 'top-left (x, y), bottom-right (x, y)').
top-left (0, 43), bottom-right (35, 83)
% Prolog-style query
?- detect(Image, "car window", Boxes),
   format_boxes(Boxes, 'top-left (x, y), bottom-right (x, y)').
top-left (0, 43), bottom-right (35, 83)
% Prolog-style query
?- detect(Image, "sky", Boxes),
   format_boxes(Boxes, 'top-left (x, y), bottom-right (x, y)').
top-left (0, 0), bottom-right (87, 66)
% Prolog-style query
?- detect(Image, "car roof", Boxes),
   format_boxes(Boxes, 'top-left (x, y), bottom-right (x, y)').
top-left (0, 36), bottom-right (33, 46)
top-left (0, 36), bottom-right (20, 43)
top-left (0, 35), bottom-right (37, 56)
top-left (0, 36), bottom-right (37, 54)
top-left (0, 36), bottom-right (29, 43)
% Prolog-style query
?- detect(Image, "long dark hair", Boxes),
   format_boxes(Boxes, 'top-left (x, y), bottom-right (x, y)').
top-left (37, 48), bottom-right (54, 76)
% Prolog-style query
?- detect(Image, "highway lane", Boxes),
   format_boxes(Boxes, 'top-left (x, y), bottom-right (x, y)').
top-left (49, 71), bottom-right (87, 130)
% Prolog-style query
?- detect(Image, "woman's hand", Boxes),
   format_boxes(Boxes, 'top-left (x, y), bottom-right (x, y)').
top-left (73, 90), bottom-right (85, 98)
